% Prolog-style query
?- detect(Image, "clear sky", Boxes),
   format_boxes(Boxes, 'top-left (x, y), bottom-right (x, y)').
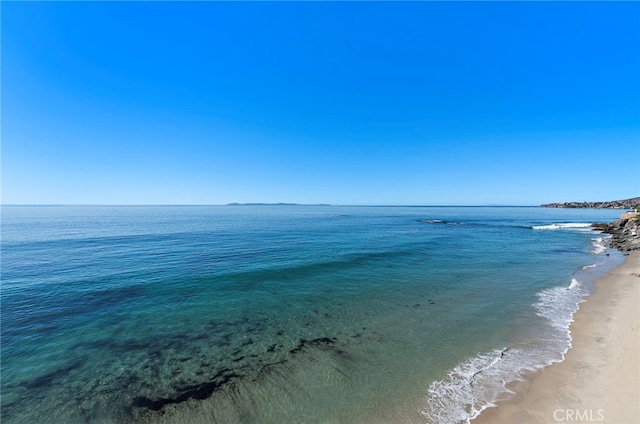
top-left (2, 1), bottom-right (639, 205)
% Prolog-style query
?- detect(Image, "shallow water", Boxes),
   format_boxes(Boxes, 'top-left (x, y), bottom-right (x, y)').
top-left (1, 206), bottom-right (624, 423)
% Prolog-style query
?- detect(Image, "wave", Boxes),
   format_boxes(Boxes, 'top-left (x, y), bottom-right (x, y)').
top-left (422, 347), bottom-right (516, 423)
top-left (590, 237), bottom-right (607, 254)
top-left (567, 278), bottom-right (580, 289)
top-left (531, 223), bottom-right (593, 231)
top-left (422, 278), bottom-right (588, 423)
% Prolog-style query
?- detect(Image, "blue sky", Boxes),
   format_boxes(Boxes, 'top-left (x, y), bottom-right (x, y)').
top-left (2, 2), bottom-right (639, 205)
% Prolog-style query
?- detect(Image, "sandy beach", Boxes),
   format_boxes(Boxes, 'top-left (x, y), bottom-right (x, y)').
top-left (474, 251), bottom-right (640, 424)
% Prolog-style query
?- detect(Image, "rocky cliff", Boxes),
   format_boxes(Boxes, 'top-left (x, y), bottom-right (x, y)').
top-left (592, 212), bottom-right (640, 252)
top-left (541, 197), bottom-right (640, 209)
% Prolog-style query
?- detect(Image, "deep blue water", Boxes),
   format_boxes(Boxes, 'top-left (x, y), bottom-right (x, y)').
top-left (0, 206), bottom-right (624, 423)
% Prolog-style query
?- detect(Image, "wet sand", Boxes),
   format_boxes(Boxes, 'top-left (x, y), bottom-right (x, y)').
top-left (474, 251), bottom-right (640, 424)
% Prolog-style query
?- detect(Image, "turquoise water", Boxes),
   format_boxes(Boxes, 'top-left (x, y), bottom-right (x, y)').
top-left (1, 206), bottom-right (624, 424)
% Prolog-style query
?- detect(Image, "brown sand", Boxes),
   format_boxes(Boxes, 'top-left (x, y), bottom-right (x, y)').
top-left (473, 252), bottom-right (640, 424)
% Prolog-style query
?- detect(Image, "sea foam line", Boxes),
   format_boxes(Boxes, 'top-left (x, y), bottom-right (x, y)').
top-left (421, 279), bottom-right (589, 424)
top-left (590, 237), bottom-right (607, 254)
top-left (531, 223), bottom-right (593, 231)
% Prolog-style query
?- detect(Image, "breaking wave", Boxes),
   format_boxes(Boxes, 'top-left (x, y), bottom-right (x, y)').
top-left (421, 278), bottom-right (588, 423)
top-left (531, 223), bottom-right (593, 231)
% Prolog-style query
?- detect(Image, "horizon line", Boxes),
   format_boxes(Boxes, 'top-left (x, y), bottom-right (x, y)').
top-left (1, 203), bottom-right (542, 207)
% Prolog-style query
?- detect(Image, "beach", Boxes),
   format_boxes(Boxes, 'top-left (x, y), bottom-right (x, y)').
top-left (474, 251), bottom-right (640, 424)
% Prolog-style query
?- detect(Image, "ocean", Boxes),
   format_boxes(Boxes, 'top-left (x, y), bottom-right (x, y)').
top-left (0, 205), bottom-right (625, 424)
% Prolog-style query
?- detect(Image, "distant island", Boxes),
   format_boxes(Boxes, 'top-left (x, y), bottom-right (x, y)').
top-left (226, 203), bottom-right (331, 206)
top-left (541, 197), bottom-right (640, 209)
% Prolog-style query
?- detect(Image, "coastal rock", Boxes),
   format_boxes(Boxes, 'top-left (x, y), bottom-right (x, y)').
top-left (593, 212), bottom-right (640, 252)
top-left (541, 197), bottom-right (640, 209)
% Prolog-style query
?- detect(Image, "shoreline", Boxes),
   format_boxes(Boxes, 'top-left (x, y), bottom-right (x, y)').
top-left (473, 251), bottom-right (640, 424)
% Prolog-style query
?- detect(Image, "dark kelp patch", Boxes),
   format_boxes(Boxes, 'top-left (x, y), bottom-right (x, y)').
top-left (289, 337), bottom-right (337, 355)
top-left (132, 336), bottom-right (344, 413)
top-left (132, 369), bottom-right (239, 411)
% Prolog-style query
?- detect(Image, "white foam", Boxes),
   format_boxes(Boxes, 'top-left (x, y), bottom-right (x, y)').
top-left (590, 237), bottom-right (607, 255)
top-left (567, 278), bottom-right (580, 289)
top-left (535, 279), bottom-right (585, 332)
top-left (421, 343), bottom-right (560, 424)
top-left (581, 264), bottom-right (597, 270)
top-left (532, 223), bottom-right (593, 231)
top-left (422, 348), bottom-right (512, 424)
top-left (422, 279), bottom-right (589, 423)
